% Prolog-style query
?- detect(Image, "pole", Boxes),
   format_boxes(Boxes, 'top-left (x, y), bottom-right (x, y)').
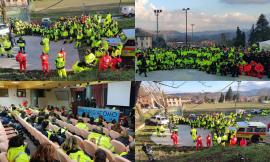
top-left (191, 24), bottom-right (195, 44)
top-left (154, 10), bottom-right (162, 42)
top-left (185, 10), bottom-right (187, 47)
top-left (157, 12), bottom-right (158, 39)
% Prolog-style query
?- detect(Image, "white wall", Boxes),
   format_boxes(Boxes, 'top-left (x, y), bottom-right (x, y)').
top-left (0, 88), bottom-right (31, 107)
top-left (38, 88), bottom-right (72, 109)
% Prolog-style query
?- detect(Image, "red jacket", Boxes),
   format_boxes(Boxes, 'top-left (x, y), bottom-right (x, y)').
top-left (16, 52), bottom-right (26, 63)
top-left (100, 55), bottom-right (112, 67)
top-left (40, 54), bottom-right (49, 64)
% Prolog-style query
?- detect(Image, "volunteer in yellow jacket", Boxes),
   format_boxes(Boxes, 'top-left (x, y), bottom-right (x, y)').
top-left (88, 131), bottom-right (115, 152)
top-left (61, 136), bottom-right (93, 162)
top-left (75, 119), bottom-right (89, 130)
top-left (7, 135), bottom-right (30, 162)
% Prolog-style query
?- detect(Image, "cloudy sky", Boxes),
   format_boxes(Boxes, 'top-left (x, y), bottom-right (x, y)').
top-left (136, 0), bottom-right (270, 32)
top-left (144, 81), bottom-right (270, 93)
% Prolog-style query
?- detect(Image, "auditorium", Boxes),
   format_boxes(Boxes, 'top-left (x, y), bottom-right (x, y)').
top-left (0, 81), bottom-right (135, 162)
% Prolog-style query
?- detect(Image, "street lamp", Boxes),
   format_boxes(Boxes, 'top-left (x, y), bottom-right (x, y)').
top-left (154, 9), bottom-right (162, 41)
top-left (182, 8), bottom-right (190, 47)
top-left (191, 24), bottom-right (195, 44)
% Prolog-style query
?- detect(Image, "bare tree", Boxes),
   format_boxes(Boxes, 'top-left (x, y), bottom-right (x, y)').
top-left (119, 0), bottom-right (122, 13)
top-left (0, 0), bottom-right (8, 23)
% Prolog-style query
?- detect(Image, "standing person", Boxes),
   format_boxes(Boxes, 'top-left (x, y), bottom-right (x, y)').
top-left (55, 53), bottom-right (67, 78)
top-left (138, 53), bottom-right (148, 77)
top-left (3, 38), bottom-right (12, 57)
top-left (196, 135), bottom-right (203, 150)
top-left (240, 138), bottom-right (247, 147)
top-left (190, 127), bottom-right (197, 142)
top-left (230, 135), bottom-right (237, 146)
top-left (58, 48), bottom-right (66, 61)
top-left (9, 29), bottom-right (16, 47)
top-left (40, 35), bottom-right (50, 54)
top-left (15, 50), bottom-right (27, 73)
top-left (30, 143), bottom-right (59, 162)
top-left (142, 142), bottom-right (154, 162)
top-left (171, 130), bottom-right (179, 146)
top-left (40, 52), bottom-right (49, 73)
top-left (17, 36), bottom-right (26, 53)
top-left (99, 49), bottom-right (112, 71)
top-left (206, 134), bottom-right (212, 148)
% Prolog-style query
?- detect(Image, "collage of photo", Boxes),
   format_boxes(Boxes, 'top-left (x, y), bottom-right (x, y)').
top-left (0, 0), bottom-right (270, 162)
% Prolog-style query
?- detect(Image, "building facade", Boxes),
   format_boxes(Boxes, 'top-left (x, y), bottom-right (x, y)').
top-left (4, 0), bottom-right (28, 7)
top-left (136, 28), bottom-right (153, 49)
top-left (166, 96), bottom-right (182, 107)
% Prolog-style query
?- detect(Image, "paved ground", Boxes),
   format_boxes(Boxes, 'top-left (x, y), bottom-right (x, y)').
top-left (0, 36), bottom-right (79, 71)
top-left (136, 69), bottom-right (270, 81)
top-left (150, 114), bottom-right (270, 147)
top-left (150, 125), bottom-right (211, 147)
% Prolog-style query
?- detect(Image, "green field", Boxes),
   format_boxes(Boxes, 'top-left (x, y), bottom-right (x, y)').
top-left (179, 102), bottom-right (270, 112)
top-left (0, 68), bottom-right (134, 81)
top-left (30, 0), bottom-right (135, 15)
top-left (136, 125), bottom-right (270, 162)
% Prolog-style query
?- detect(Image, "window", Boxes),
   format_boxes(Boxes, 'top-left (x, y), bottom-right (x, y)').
top-left (125, 40), bottom-right (135, 46)
top-left (0, 89), bottom-right (8, 97)
top-left (255, 128), bottom-right (266, 132)
top-left (246, 127), bottom-right (254, 132)
top-left (140, 37), bottom-right (144, 40)
top-left (238, 128), bottom-right (245, 132)
top-left (17, 89), bottom-right (26, 97)
top-left (146, 42), bottom-right (148, 46)
top-left (141, 42), bottom-right (143, 47)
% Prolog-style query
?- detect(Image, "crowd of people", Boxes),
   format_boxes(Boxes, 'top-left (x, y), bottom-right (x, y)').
top-left (136, 47), bottom-right (270, 79)
top-left (0, 104), bottom-right (135, 162)
top-left (0, 14), bottom-right (126, 77)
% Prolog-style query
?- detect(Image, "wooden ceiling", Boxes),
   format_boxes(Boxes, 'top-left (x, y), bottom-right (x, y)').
top-left (0, 81), bottom-right (109, 89)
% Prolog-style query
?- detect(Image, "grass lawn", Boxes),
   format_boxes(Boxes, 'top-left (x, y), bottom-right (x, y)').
top-left (182, 102), bottom-right (270, 112)
top-left (0, 68), bottom-right (134, 81)
top-left (136, 125), bottom-right (270, 162)
top-left (30, 0), bottom-right (134, 12)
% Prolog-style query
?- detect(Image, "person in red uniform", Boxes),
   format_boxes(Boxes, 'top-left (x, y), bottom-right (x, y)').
top-left (15, 50), bottom-right (27, 73)
top-left (240, 138), bottom-right (247, 147)
top-left (206, 134), bottom-right (211, 148)
top-left (171, 131), bottom-right (178, 146)
top-left (230, 135), bottom-right (237, 146)
top-left (99, 49), bottom-right (112, 71)
top-left (40, 52), bottom-right (49, 73)
top-left (58, 48), bottom-right (66, 61)
top-left (255, 63), bottom-right (264, 79)
top-left (111, 55), bottom-right (122, 71)
top-left (196, 135), bottom-right (203, 150)
top-left (244, 64), bottom-right (251, 76)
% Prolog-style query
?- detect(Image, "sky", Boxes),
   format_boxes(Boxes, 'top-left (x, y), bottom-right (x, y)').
top-left (142, 81), bottom-right (270, 94)
top-left (135, 0), bottom-right (270, 32)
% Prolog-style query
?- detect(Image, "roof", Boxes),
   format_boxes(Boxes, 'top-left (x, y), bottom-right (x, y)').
top-left (136, 28), bottom-right (153, 37)
top-left (123, 29), bottom-right (135, 39)
top-left (237, 121), bottom-right (266, 128)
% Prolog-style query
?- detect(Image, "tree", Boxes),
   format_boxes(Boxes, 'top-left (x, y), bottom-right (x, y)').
top-left (249, 24), bottom-right (256, 45)
top-left (234, 26), bottom-right (245, 47)
top-left (219, 93), bottom-right (225, 103)
top-left (253, 14), bottom-right (270, 42)
top-left (225, 87), bottom-right (233, 101)
top-left (0, 0), bottom-right (7, 24)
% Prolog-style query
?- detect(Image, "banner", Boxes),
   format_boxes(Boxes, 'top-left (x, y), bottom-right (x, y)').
top-left (77, 106), bottom-right (120, 122)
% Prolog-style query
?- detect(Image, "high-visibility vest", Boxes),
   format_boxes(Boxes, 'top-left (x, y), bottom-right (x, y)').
top-left (85, 53), bottom-right (96, 64)
top-left (55, 57), bottom-right (65, 69)
top-left (75, 122), bottom-right (88, 130)
top-left (69, 150), bottom-right (92, 162)
top-left (7, 145), bottom-right (30, 162)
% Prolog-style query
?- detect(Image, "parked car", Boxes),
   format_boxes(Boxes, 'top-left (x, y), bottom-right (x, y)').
top-left (0, 24), bottom-right (10, 36)
top-left (149, 115), bottom-right (169, 125)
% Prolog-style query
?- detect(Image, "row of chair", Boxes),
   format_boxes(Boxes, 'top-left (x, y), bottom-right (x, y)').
top-left (0, 121), bottom-right (19, 162)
